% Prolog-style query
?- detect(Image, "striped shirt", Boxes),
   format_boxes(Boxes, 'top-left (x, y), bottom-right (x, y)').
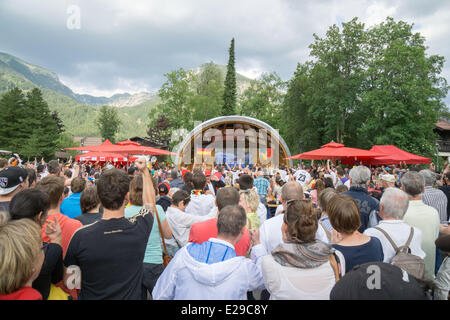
top-left (254, 177), bottom-right (270, 196)
top-left (422, 186), bottom-right (448, 224)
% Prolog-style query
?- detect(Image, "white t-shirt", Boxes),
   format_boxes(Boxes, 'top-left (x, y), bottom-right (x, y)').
top-left (294, 170), bottom-right (311, 187)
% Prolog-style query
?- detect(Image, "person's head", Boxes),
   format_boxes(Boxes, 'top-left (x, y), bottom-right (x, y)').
top-left (379, 174), bottom-right (396, 188)
top-left (35, 175), bottom-right (65, 209)
top-left (401, 171), bottom-right (425, 198)
top-left (0, 211), bottom-right (44, 295)
top-left (335, 184), bottom-right (348, 193)
top-left (280, 181), bottom-right (304, 204)
top-left (25, 168), bottom-right (37, 188)
top-left (96, 169), bottom-right (130, 211)
top-left (327, 193), bottom-right (361, 236)
top-left (239, 189), bottom-right (259, 213)
top-left (63, 169), bottom-right (72, 179)
top-left (0, 166), bottom-right (29, 198)
top-left (318, 187), bottom-right (337, 213)
top-left (313, 179), bottom-right (325, 193)
top-left (323, 177), bottom-right (334, 188)
top-left (349, 166), bottom-right (371, 189)
top-left (183, 171), bottom-right (193, 185)
top-left (170, 169), bottom-right (179, 180)
top-left (379, 187), bottom-right (409, 220)
top-left (47, 160), bottom-right (60, 175)
top-left (336, 166), bottom-right (345, 177)
top-left (129, 173), bottom-right (144, 206)
top-left (304, 164), bottom-right (312, 172)
top-left (71, 177), bottom-right (86, 194)
top-left (0, 158), bottom-right (8, 170)
top-left (171, 190), bottom-right (191, 210)
top-left (282, 199), bottom-right (318, 243)
top-left (237, 174), bottom-right (254, 191)
top-left (9, 189), bottom-right (50, 227)
top-left (80, 186), bottom-right (100, 214)
top-left (216, 205), bottom-right (247, 244)
top-left (216, 187), bottom-right (240, 210)
top-left (158, 182), bottom-right (170, 196)
top-left (127, 167), bottom-right (137, 177)
top-left (419, 169), bottom-right (435, 187)
top-left (192, 172), bottom-right (207, 190)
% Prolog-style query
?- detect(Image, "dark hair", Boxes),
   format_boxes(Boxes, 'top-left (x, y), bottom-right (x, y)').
top-left (323, 177), bottom-right (334, 188)
top-left (192, 173), bottom-right (206, 190)
top-left (216, 187), bottom-right (240, 210)
top-left (36, 175), bottom-right (65, 208)
top-left (284, 200), bottom-right (318, 243)
top-left (9, 189), bottom-right (50, 226)
top-left (171, 169), bottom-right (179, 180)
top-left (127, 167), bottom-right (137, 175)
top-left (217, 205), bottom-right (247, 238)
top-left (63, 169), bottom-right (72, 179)
top-left (96, 169), bottom-right (130, 210)
top-left (47, 160), bottom-right (60, 174)
top-left (172, 190), bottom-right (190, 207)
top-left (327, 194), bottom-right (361, 235)
top-left (71, 177), bottom-right (86, 194)
top-left (237, 174), bottom-right (254, 191)
top-left (80, 186), bottom-right (100, 214)
top-left (129, 174), bottom-right (143, 206)
top-left (25, 168), bottom-right (36, 187)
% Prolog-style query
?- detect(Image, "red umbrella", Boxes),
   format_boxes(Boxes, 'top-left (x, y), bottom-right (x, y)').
top-left (287, 142), bottom-right (385, 161)
top-left (363, 145), bottom-right (431, 165)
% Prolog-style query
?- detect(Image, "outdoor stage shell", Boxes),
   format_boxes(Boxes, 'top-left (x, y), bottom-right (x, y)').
top-left (174, 116), bottom-right (292, 169)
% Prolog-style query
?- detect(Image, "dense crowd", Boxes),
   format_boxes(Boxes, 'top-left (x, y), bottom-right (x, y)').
top-left (0, 155), bottom-right (449, 300)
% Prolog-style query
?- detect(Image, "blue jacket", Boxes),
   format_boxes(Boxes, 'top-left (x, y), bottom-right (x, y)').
top-left (344, 187), bottom-right (380, 233)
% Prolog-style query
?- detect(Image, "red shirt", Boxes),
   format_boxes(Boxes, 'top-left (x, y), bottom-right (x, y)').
top-left (41, 212), bottom-right (82, 258)
top-left (0, 287), bottom-right (42, 300)
top-left (188, 218), bottom-right (250, 256)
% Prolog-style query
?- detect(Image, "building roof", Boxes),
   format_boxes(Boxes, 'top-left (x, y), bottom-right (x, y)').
top-left (436, 121), bottom-right (450, 131)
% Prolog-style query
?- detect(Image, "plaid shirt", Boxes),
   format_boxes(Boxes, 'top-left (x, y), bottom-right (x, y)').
top-left (254, 177), bottom-right (270, 196)
top-left (422, 186), bottom-right (448, 223)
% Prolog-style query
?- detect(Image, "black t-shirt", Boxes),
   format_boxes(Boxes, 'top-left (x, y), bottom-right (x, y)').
top-left (63, 207), bottom-right (154, 300)
top-left (156, 196), bottom-right (171, 212)
top-left (0, 201), bottom-right (10, 213)
top-left (74, 212), bottom-right (103, 226)
top-left (33, 242), bottom-right (64, 300)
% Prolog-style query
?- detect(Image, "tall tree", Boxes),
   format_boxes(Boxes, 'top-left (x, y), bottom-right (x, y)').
top-left (222, 38), bottom-right (237, 115)
top-left (0, 87), bottom-right (27, 151)
top-left (97, 105), bottom-right (122, 143)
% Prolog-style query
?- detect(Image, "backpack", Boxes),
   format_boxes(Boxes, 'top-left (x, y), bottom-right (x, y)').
top-left (374, 226), bottom-right (425, 280)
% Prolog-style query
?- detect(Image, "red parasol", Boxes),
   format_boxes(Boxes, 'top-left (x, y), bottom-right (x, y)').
top-left (75, 151), bottom-right (137, 163)
top-left (287, 142), bottom-right (385, 161)
top-left (363, 145), bottom-right (431, 165)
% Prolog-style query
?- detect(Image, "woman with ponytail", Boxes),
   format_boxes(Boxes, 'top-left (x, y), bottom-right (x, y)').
top-left (260, 200), bottom-right (345, 300)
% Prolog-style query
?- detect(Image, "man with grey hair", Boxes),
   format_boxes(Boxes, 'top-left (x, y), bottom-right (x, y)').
top-left (364, 187), bottom-right (425, 264)
top-left (420, 169), bottom-right (448, 224)
top-left (344, 165), bottom-right (381, 233)
top-left (401, 171), bottom-right (440, 282)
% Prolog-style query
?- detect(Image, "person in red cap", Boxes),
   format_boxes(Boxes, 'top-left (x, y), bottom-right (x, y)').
top-left (156, 182), bottom-right (172, 212)
top-left (204, 170), bottom-right (214, 195)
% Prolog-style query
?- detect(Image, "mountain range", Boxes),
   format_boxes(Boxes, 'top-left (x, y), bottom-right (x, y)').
top-left (0, 51), bottom-right (252, 140)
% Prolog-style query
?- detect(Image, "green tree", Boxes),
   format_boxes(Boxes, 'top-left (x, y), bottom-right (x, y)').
top-left (222, 38), bottom-right (237, 115)
top-left (21, 88), bottom-right (60, 159)
top-left (97, 105), bottom-right (122, 143)
top-left (0, 87), bottom-right (27, 151)
top-left (239, 72), bottom-right (286, 129)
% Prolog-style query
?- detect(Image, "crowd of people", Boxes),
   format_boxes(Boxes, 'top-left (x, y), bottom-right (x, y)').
top-left (0, 155), bottom-right (449, 300)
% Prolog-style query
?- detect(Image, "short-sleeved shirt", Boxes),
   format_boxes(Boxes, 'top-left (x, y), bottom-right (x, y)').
top-left (60, 193), bottom-right (82, 219)
top-left (74, 212), bottom-right (102, 226)
top-left (63, 207), bottom-right (154, 300)
top-left (333, 237), bottom-right (384, 273)
top-left (254, 177), bottom-right (270, 196)
top-left (125, 204), bottom-right (165, 265)
top-left (294, 170), bottom-right (311, 187)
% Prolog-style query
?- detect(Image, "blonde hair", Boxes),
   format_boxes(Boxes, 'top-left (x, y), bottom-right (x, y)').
top-left (239, 189), bottom-right (259, 213)
top-left (0, 211), bottom-right (42, 294)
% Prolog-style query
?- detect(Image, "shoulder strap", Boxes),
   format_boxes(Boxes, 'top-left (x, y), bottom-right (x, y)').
top-left (399, 227), bottom-right (414, 253)
top-left (374, 226), bottom-right (399, 252)
top-left (329, 253), bottom-right (341, 283)
top-left (320, 221), bottom-right (332, 241)
top-left (154, 207), bottom-right (169, 256)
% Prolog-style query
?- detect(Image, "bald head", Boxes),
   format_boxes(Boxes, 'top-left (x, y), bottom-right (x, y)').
top-left (281, 181), bottom-right (304, 204)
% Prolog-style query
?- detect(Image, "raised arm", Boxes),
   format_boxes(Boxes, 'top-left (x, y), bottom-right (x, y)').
top-left (135, 157), bottom-right (156, 214)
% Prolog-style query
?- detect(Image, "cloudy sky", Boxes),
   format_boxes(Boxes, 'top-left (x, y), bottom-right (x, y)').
top-left (0, 0), bottom-right (449, 104)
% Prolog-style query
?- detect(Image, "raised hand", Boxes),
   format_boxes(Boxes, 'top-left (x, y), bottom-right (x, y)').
top-left (45, 216), bottom-right (62, 245)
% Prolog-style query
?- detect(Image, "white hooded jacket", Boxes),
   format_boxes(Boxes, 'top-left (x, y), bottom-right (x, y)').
top-left (152, 238), bottom-right (266, 300)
